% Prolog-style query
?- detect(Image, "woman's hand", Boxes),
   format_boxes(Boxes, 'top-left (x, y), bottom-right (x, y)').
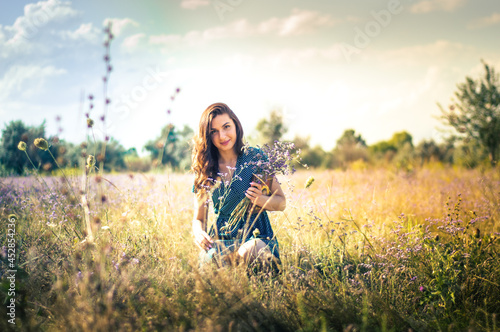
top-left (246, 177), bottom-right (286, 212)
top-left (193, 224), bottom-right (213, 251)
top-left (245, 181), bottom-right (265, 205)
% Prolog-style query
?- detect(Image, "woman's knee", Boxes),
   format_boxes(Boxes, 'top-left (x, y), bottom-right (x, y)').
top-left (237, 239), bottom-right (269, 261)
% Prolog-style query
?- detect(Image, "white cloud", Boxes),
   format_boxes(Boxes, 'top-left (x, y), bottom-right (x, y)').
top-left (58, 23), bottom-right (100, 42)
top-left (266, 45), bottom-right (344, 68)
top-left (5, 0), bottom-right (79, 41)
top-left (148, 9), bottom-right (340, 49)
top-left (103, 18), bottom-right (139, 37)
top-left (0, 65), bottom-right (66, 100)
top-left (374, 40), bottom-right (475, 66)
top-left (0, 25), bottom-right (5, 43)
top-left (258, 8), bottom-right (339, 36)
top-left (410, 0), bottom-right (466, 14)
top-left (467, 13), bottom-right (500, 29)
top-left (149, 19), bottom-right (252, 47)
top-left (122, 33), bottom-right (146, 52)
top-left (180, 0), bottom-right (211, 10)
top-left (0, 0), bottom-right (80, 59)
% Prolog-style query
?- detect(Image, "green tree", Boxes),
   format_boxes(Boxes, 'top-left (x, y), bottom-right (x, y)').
top-left (389, 131), bottom-right (413, 149)
top-left (334, 129), bottom-right (368, 168)
top-left (336, 129), bottom-right (367, 148)
top-left (85, 138), bottom-right (127, 172)
top-left (369, 141), bottom-right (397, 155)
top-left (0, 120), bottom-right (45, 174)
top-left (415, 139), bottom-right (441, 166)
top-left (144, 124), bottom-right (194, 171)
top-left (292, 135), bottom-right (329, 168)
top-left (440, 61), bottom-right (500, 166)
top-left (255, 109), bottom-right (288, 145)
top-left (453, 138), bottom-right (489, 168)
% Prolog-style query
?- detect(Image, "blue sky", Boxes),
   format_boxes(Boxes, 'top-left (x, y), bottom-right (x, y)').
top-left (1, 0), bottom-right (499, 154)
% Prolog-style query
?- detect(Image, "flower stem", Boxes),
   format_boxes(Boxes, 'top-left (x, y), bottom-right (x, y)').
top-left (47, 148), bottom-right (78, 199)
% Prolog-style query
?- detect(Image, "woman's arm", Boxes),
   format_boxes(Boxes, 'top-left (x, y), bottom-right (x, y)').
top-left (245, 176), bottom-right (286, 212)
top-left (192, 191), bottom-right (213, 251)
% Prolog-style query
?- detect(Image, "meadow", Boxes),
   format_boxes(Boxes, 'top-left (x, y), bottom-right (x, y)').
top-left (0, 165), bottom-right (499, 331)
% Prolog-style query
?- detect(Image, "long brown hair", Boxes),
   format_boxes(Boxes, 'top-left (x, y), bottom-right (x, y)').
top-left (192, 103), bottom-right (244, 192)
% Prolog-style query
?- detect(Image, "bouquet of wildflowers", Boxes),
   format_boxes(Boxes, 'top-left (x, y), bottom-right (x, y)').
top-left (220, 141), bottom-right (299, 236)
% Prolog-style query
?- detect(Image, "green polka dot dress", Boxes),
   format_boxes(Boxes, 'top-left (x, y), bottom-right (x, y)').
top-left (196, 146), bottom-right (280, 260)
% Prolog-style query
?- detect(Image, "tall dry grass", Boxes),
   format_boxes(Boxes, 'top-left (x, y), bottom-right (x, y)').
top-left (0, 166), bottom-right (499, 331)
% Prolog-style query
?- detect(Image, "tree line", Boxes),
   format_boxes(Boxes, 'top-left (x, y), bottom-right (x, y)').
top-left (0, 61), bottom-right (498, 175)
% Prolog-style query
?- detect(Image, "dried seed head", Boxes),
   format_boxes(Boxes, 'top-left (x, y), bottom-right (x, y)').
top-left (305, 176), bottom-right (315, 189)
top-left (34, 138), bottom-right (49, 151)
top-left (18, 141), bottom-right (27, 151)
top-left (253, 228), bottom-right (260, 238)
top-left (87, 155), bottom-right (96, 169)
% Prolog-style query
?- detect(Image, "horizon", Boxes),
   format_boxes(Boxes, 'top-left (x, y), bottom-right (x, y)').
top-left (1, 0), bottom-right (499, 156)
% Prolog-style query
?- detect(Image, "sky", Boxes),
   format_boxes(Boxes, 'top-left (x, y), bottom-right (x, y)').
top-left (1, 0), bottom-right (499, 155)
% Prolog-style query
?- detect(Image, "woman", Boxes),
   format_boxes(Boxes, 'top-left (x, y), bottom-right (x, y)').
top-left (191, 102), bottom-right (286, 266)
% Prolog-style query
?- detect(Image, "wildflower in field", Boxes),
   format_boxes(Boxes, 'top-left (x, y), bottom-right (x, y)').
top-left (87, 118), bottom-right (94, 128)
top-left (305, 176), bottom-right (315, 189)
top-left (224, 141), bottom-right (298, 234)
top-left (419, 286), bottom-right (425, 292)
top-left (34, 138), bottom-right (49, 151)
top-left (75, 271), bottom-right (83, 286)
top-left (17, 141), bottom-right (27, 151)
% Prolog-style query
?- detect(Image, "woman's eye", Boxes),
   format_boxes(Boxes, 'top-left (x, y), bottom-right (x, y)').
top-left (224, 125), bottom-right (230, 129)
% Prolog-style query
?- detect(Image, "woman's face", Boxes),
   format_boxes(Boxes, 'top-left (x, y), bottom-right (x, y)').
top-left (209, 113), bottom-right (237, 154)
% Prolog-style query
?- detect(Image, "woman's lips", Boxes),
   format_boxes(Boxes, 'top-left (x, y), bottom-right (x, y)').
top-left (221, 140), bottom-right (230, 146)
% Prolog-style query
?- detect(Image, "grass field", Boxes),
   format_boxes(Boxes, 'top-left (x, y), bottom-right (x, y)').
top-left (1, 166), bottom-right (499, 331)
